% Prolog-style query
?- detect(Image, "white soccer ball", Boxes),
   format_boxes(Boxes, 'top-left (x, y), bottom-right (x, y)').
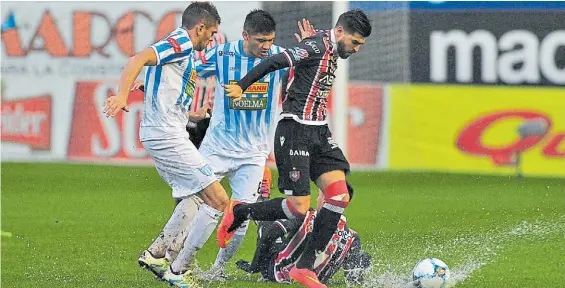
top-left (412, 258), bottom-right (450, 288)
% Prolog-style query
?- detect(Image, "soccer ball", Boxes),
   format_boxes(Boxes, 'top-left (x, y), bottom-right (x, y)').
top-left (412, 258), bottom-right (450, 288)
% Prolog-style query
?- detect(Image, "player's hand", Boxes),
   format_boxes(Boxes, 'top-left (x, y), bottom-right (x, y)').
top-left (103, 96), bottom-right (129, 117)
top-left (189, 102), bottom-right (210, 122)
top-left (223, 84), bottom-right (243, 101)
top-left (294, 18), bottom-right (316, 42)
top-left (131, 81), bottom-right (144, 92)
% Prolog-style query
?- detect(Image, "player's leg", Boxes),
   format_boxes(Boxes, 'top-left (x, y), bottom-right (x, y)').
top-left (217, 120), bottom-right (311, 248)
top-left (168, 146), bottom-right (230, 275)
top-left (165, 180), bottom-right (229, 286)
top-left (290, 127), bottom-right (351, 288)
top-left (143, 195), bottom-right (203, 261)
top-left (138, 137), bottom-right (215, 279)
top-left (210, 159), bottom-right (265, 278)
top-left (255, 166), bottom-right (273, 245)
top-left (142, 136), bottom-right (228, 285)
top-left (167, 149), bottom-right (228, 265)
top-left (168, 182), bottom-right (227, 272)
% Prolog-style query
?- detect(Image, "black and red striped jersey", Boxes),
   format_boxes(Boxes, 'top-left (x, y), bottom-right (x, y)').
top-left (237, 30), bottom-right (339, 125)
top-left (273, 209), bottom-right (356, 284)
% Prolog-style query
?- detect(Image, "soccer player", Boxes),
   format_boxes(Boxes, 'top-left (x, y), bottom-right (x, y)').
top-left (219, 9), bottom-right (372, 288)
top-left (103, 2), bottom-right (228, 287)
top-left (170, 10), bottom-right (316, 282)
top-left (236, 184), bottom-right (373, 286)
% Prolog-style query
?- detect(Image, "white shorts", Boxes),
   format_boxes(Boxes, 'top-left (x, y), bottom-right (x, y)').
top-left (142, 135), bottom-right (216, 199)
top-left (199, 145), bottom-right (266, 203)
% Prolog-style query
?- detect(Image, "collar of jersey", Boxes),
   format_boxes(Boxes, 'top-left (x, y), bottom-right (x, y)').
top-left (238, 40), bottom-right (249, 57)
top-left (178, 26), bottom-right (190, 39)
top-left (330, 29), bottom-right (337, 44)
top-left (329, 29), bottom-right (338, 52)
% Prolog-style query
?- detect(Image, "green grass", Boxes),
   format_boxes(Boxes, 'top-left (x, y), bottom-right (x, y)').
top-left (2, 162), bottom-right (564, 287)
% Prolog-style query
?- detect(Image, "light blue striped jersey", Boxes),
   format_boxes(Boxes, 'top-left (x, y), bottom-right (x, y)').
top-left (196, 40), bottom-right (286, 158)
top-left (140, 27), bottom-right (197, 141)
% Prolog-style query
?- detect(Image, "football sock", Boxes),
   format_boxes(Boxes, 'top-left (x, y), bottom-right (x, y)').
top-left (171, 203), bottom-right (222, 272)
top-left (214, 220), bottom-right (250, 267)
top-left (234, 198), bottom-right (302, 221)
top-left (295, 207), bottom-right (342, 269)
top-left (148, 197), bottom-right (200, 258)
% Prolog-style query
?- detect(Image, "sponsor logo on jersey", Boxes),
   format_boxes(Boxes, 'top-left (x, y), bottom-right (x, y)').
top-left (190, 68), bottom-right (197, 82)
top-left (229, 97), bottom-right (268, 110)
top-left (184, 68), bottom-right (197, 98)
top-left (304, 41), bottom-right (320, 53)
top-left (228, 80), bottom-right (269, 94)
top-left (218, 51), bottom-right (235, 57)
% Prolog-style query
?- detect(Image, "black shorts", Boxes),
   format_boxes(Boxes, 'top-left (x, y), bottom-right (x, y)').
top-left (274, 118), bottom-right (350, 197)
top-left (186, 117), bottom-right (211, 149)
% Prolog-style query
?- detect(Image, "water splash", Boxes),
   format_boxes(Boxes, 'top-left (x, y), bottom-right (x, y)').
top-left (363, 217), bottom-right (565, 288)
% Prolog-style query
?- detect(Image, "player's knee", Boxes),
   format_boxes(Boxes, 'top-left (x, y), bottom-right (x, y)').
top-left (322, 180), bottom-right (350, 212)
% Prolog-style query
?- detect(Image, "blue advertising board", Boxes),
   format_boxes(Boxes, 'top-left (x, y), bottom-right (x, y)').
top-left (350, 1), bottom-right (565, 11)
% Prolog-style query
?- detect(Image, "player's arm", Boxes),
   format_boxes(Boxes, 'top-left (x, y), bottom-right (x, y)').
top-left (104, 33), bottom-right (193, 117)
top-left (104, 48), bottom-right (157, 117)
top-left (224, 39), bottom-right (324, 100)
top-left (195, 46), bottom-right (219, 78)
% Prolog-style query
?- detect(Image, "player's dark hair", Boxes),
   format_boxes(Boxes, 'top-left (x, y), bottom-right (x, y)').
top-left (243, 9), bottom-right (276, 35)
top-left (336, 9), bottom-right (371, 37)
top-left (182, 2), bottom-right (221, 29)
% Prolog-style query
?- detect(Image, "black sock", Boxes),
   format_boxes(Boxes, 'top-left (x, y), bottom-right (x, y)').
top-left (295, 207), bottom-right (342, 270)
top-left (228, 198), bottom-right (291, 232)
top-left (234, 198), bottom-right (289, 221)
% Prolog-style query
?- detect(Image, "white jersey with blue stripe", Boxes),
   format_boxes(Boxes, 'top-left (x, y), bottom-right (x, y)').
top-left (140, 27), bottom-right (197, 141)
top-left (196, 40), bottom-right (286, 158)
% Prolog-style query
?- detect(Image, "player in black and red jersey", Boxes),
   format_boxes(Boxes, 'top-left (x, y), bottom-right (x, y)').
top-left (219, 9), bottom-right (371, 288)
top-left (236, 183), bottom-right (372, 286)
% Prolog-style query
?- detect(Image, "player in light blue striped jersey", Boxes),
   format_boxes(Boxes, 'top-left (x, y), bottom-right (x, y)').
top-left (188, 10), bottom-right (316, 281)
top-left (104, 3), bottom-right (232, 287)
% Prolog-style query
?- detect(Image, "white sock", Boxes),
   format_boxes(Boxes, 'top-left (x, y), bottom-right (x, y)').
top-left (171, 203), bottom-right (222, 273)
top-left (148, 197), bottom-right (202, 258)
top-left (213, 220), bottom-right (250, 268)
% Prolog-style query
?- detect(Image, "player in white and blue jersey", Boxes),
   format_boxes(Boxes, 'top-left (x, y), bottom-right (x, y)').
top-left (187, 11), bottom-right (316, 281)
top-left (103, 3), bottom-right (231, 287)
top-left (193, 10), bottom-right (283, 280)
